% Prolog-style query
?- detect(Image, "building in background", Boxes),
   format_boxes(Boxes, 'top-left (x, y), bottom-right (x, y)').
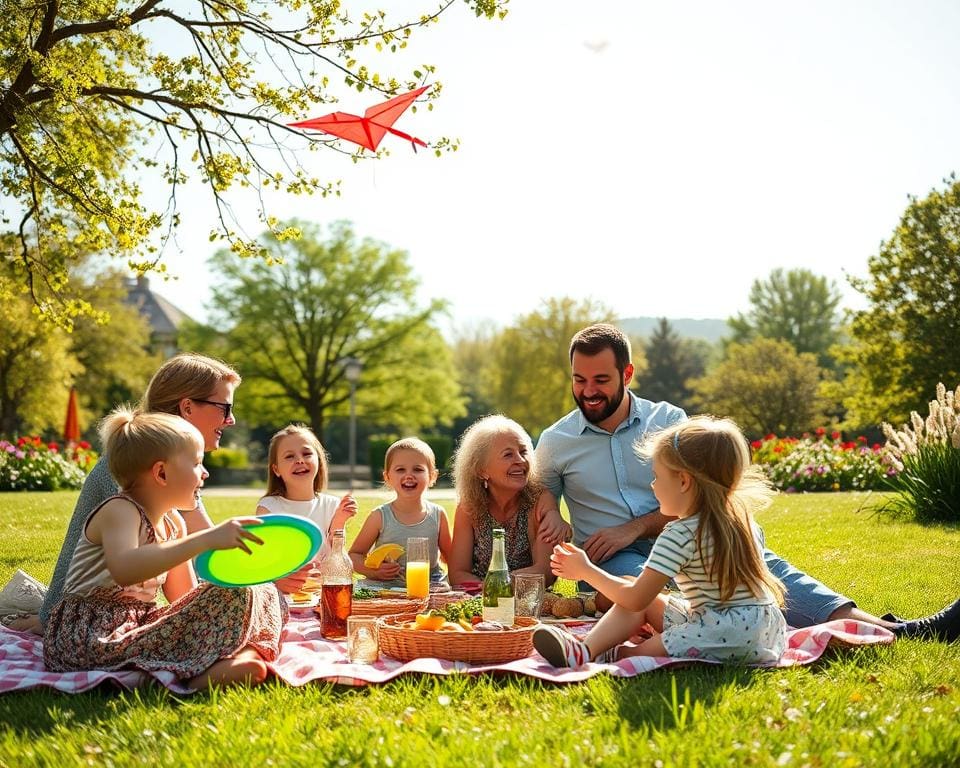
top-left (124, 276), bottom-right (193, 357)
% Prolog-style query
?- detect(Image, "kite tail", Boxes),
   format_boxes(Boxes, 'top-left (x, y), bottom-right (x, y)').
top-left (386, 126), bottom-right (428, 150)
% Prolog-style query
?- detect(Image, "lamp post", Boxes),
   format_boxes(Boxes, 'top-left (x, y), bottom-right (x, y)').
top-left (342, 357), bottom-right (363, 490)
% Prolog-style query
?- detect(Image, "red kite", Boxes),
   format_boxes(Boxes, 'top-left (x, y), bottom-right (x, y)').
top-left (288, 85), bottom-right (430, 152)
top-left (64, 386), bottom-right (80, 443)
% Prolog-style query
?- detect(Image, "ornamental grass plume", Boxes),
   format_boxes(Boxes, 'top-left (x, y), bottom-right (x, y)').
top-left (879, 382), bottom-right (960, 522)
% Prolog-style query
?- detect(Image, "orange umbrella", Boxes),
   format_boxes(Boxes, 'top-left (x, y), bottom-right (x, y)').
top-left (63, 386), bottom-right (80, 444)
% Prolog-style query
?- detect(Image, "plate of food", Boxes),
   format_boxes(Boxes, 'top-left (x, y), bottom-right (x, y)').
top-left (285, 591), bottom-right (320, 609)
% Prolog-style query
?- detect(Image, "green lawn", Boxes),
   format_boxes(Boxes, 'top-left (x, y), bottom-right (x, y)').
top-left (1, 491), bottom-right (959, 767)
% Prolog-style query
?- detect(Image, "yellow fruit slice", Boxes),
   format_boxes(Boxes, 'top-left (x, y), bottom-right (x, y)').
top-left (364, 543), bottom-right (405, 568)
top-left (414, 610), bottom-right (446, 631)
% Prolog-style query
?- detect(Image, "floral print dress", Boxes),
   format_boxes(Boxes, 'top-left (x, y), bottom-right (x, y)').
top-left (43, 494), bottom-right (287, 679)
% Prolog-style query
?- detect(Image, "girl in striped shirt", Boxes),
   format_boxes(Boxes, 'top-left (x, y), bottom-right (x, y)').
top-left (534, 415), bottom-right (786, 668)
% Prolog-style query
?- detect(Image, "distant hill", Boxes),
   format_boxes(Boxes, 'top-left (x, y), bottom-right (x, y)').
top-left (619, 317), bottom-right (729, 344)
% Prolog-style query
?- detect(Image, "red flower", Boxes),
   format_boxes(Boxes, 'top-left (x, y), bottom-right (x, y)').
top-left (78, 440), bottom-right (91, 450)
top-left (16, 436), bottom-right (26, 446)
top-left (751, 440), bottom-right (762, 449)
top-left (815, 427), bottom-right (826, 436)
top-left (773, 445), bottom-right (783, 453)
top-left (857, 435), bottom-right (867, 443)
top-left (764, 433), bottom-right (776, 441)
top-left (48, 443), bottom-right (59, 452)
top-left (33, 436), bottom-right (42, 445)
top-left (831, 431), bottom-right (841, 440)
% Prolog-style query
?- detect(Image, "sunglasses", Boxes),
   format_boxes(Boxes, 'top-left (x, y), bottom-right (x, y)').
top-left (193, 398), bottom-right (233, 421)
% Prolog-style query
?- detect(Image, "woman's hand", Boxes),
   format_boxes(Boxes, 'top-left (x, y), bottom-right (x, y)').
top-left (203, 517), bottom-right (264, 554)
top-left (549, 542), bottom-right (592, 581)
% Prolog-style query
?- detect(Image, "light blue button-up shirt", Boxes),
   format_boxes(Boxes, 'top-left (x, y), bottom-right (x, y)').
top-left (535, 393), bottom-right (687, 548)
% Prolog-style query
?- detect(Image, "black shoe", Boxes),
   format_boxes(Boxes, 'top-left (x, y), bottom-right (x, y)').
top-left (897, 597), bottom-right (960, 642)
top-left (881, 611), bottom-right (904, 623)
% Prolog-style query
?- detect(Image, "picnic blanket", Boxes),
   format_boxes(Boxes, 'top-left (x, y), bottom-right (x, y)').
top-left (0, 609), bottom-right (894, 694)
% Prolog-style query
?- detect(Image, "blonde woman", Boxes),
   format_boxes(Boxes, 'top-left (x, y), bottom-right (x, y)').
top-left (40, 353), bottom-right (242, 628)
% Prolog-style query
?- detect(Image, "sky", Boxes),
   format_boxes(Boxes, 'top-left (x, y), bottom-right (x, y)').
top-left (148, 0), bottom-right (960, 335)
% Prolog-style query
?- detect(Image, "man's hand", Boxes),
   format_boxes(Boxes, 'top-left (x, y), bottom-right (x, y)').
top-left (583, 522), bottom-right (640, 564)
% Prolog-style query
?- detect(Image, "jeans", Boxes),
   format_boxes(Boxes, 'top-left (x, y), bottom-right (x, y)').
top-left (588, 542), bottom-right (854, 629)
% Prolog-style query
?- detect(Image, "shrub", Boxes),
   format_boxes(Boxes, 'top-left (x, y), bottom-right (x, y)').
top-left (0, 437), bottom-right (98, 491)
top-left (368, 434), bottom-right (454, 482)
top-left (751, 429), bottom-right (894, 492)
top-left (204, 446), bottom-right (250, 469)
top-left (879, 382), bottom-right (960, 522)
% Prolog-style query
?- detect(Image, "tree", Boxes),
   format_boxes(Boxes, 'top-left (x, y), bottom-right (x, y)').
top-left (839, 175), bottom-right (960, 428)
top-left (204, 220), bottom-right (464, 442)
top-left (691, 338), bottom-right (825, 436)
top-left (447, 321), bottom-right (499, 438)
top-left (0, 275), bottom-right (78, 435)
top-left (727, 268), bottom-right (842, 369)
top-left (0, 0), bottom-right (505, 324)
top-left (633, 318), bottom-right (710, 411)
top-left (68, 269), bottom-right (159, 424)
top-left (0, 254), bottom-right (154, 436)
top-left (483, 298), bottom-right (618, 438)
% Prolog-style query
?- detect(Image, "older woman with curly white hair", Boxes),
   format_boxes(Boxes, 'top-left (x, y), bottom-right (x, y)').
top-left (447, 414), bottom-right (570, 586)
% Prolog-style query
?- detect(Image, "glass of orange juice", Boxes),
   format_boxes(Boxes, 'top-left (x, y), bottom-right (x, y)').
top-left (405, 537), bottom-right (430, 599)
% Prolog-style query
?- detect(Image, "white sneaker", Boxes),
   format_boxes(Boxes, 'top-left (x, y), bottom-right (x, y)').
top-left (533, 625), bottom-right (591, 668)
top-left (0, 569), bottom-right (46, 616)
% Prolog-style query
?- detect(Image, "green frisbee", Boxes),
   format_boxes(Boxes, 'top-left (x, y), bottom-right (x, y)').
top-left (194, 514), bottom-right (323, 588)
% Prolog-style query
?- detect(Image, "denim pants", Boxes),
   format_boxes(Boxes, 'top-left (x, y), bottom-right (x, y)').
top-left (591, 543), bottom-right (853, 629)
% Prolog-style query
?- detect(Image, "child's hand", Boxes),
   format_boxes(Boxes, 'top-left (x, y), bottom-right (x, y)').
top-left (204, 517), bottom-right (264, 554)
top-left (372, 561), bottom-right (402, 580)
top-left (336, 494), bottom-right (358, 519)
top-left (550, 542), bottom-right (591, 581)
top-left (331, 494), bottom-right (358, 532)
top-left (275, 561), bottom-right (312, 594)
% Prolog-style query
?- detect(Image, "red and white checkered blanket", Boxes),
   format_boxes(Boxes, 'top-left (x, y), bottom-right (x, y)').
top-left (0, 613), bottom-right (894, 694)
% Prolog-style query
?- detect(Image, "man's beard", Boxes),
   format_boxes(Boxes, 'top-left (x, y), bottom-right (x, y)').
top-left (574, 381), bottom-right (625, 424)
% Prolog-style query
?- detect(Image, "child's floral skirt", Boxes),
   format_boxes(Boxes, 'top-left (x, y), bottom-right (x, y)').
top-left (43, 582), bottom-right (287, 679)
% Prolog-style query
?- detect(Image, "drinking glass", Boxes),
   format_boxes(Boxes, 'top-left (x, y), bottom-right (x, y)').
top-left (406, 537), bottom-right (430, 599)
top-left (513, 573), bottom-right (545, 619)
top-left (346, 616), bottom-right (379, 664)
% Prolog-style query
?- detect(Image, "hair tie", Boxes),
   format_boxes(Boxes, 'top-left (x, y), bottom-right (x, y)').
top-left (673, 431), bottom-right (681, 451)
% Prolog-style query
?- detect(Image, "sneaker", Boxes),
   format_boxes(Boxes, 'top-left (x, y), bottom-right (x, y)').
top-left (533, 625), bottom-right (591, 668)
top-left (895, 596), bottom-right (960, 643)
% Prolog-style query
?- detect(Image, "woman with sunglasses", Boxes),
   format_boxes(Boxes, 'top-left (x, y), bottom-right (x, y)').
top-left (37, 354), bottom-right (242, 630)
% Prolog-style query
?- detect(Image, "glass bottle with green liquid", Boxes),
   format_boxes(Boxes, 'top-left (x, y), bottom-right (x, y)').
top-left (482, 527), bottom-right (515, 625)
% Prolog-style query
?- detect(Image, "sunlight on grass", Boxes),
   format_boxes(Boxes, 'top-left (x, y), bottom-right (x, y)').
top-left (1, 490), bottom-right (959, 766)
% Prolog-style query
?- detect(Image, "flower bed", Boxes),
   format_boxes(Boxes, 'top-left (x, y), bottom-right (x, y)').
top-left (0, 437), bottom-right (97, 491)
top-left (751, 428), bottom-right (895, 493)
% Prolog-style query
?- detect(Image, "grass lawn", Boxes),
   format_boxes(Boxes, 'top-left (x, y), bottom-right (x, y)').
top-left (1, 491), bottom-right (959, 767)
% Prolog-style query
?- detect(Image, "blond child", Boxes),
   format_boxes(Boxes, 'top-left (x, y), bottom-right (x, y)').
top-left (256, 424), bottom-right (358, 594)
top-left (43, 409), bottom-right (286, 690)
top-left (534, 415), bottom-right (787, 668)
top-left (349, 437), bottom-right (452, 589)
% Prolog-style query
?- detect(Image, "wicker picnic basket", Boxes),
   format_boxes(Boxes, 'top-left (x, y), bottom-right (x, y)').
top-left (349, 596), bottom-right (427, 617)
top-left (377, 614), bottom-right (538, 664)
